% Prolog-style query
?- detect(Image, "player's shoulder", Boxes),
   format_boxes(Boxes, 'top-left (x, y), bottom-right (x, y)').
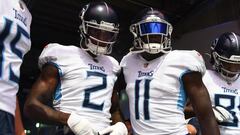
top-left (2, 0), bottom-right (32, 28)
top-left (39, 44), bottom-right (80, 69)
top-left (17, 0), bottom-right (32, 28)
top-left (42, 43), bottom-right (62, 55)
top-left (203, 69), bottom-right (215, 78)
top-left (169, 50), bottom-right (202, 58)
top-left (43, 43), bottom-right (78, 52)
top-left (19, 0), bottom-right (32, 16)
top-left (120, 52), bottom-right (137, 67)
top-left (167, 50), bottom-right (206, 74)
top-left (44, 43), bottom-right (66, 50)
top-left (40, 43), bottom-right (81, 61)
top-left (168, 50), bottom-right (204, 63)
top-left (121, 52), bottom-right (138, 62)
top-left (102, 55), bottom-right (120, 66)
top-left (205, 69), bottom-right (215, 76)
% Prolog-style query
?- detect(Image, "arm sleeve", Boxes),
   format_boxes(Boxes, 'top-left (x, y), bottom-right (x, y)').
top-left (38, 43), bottom-right (59, 70)
top-left (183, 50), bottom-right (206, 76)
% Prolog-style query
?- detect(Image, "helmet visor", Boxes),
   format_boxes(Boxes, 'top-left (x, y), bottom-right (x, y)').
top-left (139, 22), bottom-right (167, 35)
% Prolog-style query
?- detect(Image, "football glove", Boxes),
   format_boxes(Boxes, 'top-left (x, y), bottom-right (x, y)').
top-left (98, 122), bottom-right (128, 135)
top-left (212, 106), bottom-right (233, 123)
top-left (67, 113), bottom-right (98, 135)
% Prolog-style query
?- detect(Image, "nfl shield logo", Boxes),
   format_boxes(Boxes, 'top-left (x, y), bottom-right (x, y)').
top-left (144, 63), bottom-right (149, 68)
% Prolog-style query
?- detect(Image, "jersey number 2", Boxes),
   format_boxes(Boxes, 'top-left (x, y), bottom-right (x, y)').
top-left (83, 71), bottom-right (107, 111)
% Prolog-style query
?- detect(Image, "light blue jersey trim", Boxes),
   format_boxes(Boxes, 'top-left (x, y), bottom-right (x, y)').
top-left (46, 62), bottom-right (63, 101)
top-left (177, 70), bottom-right (191, 110)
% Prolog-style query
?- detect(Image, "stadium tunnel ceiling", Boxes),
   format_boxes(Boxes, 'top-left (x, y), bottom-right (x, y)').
top-left (20, 0), bottom-right (240, 88)
top-left (23, 0), bottom-right (210, 48)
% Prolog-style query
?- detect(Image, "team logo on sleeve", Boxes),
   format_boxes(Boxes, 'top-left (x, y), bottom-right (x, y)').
top-left (13, 8), bottom-right (28, 26)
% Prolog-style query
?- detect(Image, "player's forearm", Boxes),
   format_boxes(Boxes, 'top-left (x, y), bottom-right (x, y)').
top-left (111, 110), bottom-right (122, 124)
top-left (194, 101), bottom-right (220, 135)
top-left (15, 98), bottom-right (26, 135)
top-left (197, 114), bottom-right (220, 135)
top-left (24, 99), bottom-right (69, 125)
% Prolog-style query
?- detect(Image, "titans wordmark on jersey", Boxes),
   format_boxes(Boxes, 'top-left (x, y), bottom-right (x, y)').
top-left (203, 70), bottom-right (240, 135)
top-left (120, 50), bottom-right (206, 135)
top-left (39, 43), bottom-right (120, 131)
top-left (0, 0), bottom-right (32, 115)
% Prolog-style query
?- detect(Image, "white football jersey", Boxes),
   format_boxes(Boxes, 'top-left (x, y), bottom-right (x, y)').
top-left (0, 0), bottom-right (32, 115)
top-left (39, 43), bottom-right (120, 131)
top-left (203, 70), bottom-right (240, 135)
top-left (120, 50), bottom-right (206, 135)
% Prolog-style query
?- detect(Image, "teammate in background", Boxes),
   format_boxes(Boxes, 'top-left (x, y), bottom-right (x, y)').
top-left (187, 32), bottom-right (240, 135)
top-left (114, 8), bottom-right (220, 135)
top-left (0, 0), bottom-right (32, 134)
top-left (24, 1), bottom-right (127, 135)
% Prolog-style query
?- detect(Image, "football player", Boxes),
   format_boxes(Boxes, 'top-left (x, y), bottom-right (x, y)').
top-left (24, 1), bottom-right (127, 135)
top-left (0, 0), bottom-right (32, 135)
top-left (204, 32), bottom-right (240, 134)
top-left (185, 32), bottom-right (240, 135)
top-left (114, 7), bottom-right (220, 135)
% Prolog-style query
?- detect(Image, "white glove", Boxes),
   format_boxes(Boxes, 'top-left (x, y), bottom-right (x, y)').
top-left (67, 113), bottom-right (98, 135)
top-left (212, 106), bottom-right (234, 123)
top-left (98, 122), bottom-right (128, 135)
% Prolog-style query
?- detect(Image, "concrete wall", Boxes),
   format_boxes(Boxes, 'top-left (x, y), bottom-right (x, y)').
top-left (173, 19), bottom-right (240, 67)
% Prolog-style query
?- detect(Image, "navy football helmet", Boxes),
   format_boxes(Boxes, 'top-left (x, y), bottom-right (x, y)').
top-left (79, 1), bottom-right (119, 55)
top-left (129, 8), bottom-right (173, 54)
top-left (210, 32), bottom-right (240, 82)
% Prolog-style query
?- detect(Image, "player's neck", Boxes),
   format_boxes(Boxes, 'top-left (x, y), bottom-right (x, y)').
top-left (86, 51), bottom-right (97, 58)
top-left (140, 52), bottom-right (164, 61)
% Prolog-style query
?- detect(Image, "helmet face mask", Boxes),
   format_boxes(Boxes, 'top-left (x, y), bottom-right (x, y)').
top-left (211, 32), bottom-right (240, 83)
top-left (213, 52), bottom-right (240, 80)
top-left (79, 2), bottom-right (119, 55)
top-left (130, 9), bottom-right (173, 54)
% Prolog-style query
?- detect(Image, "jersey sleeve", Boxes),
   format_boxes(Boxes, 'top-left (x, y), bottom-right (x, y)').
top-left (107, 56), bottom-right (121, 76)
top-left (120, 53), bottom-right (130, 68)
top-left (182, 50), bottom-right (206, 75)
top-left (38, 43), bottom-right (59, 70)
top-left (21, 0), bottom-right (32, 32)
